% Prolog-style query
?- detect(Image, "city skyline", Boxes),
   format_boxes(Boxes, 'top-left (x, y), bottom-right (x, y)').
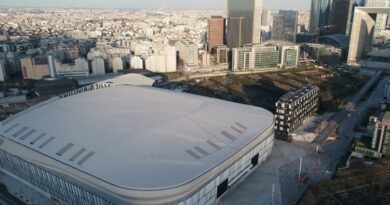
top-left (0, 0), bottom-right (311, 10)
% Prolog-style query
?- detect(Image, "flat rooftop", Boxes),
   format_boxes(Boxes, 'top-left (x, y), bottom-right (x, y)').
top-left (0, 85), bottom-right (274, 190)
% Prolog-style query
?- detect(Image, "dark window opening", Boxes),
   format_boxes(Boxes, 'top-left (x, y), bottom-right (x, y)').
top-left (217, 179), bottom-right (228, 198)
top-left (251, 153), bottom-right (259, 167)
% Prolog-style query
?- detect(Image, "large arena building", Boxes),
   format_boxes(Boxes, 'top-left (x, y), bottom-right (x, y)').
top-left (0, 83), bottom-right (274, 205)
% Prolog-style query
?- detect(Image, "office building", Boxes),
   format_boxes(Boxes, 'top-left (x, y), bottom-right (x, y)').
top-left (353, 111), bottom-right (390, 158)
top-left (280, 46), bottom-right (300, 69)
top-left (0, 84), bottom-right (275, 205)
top-left (179, 41), bottom-right (199, 70)
top-left (92, 58), bottom-right (105, 75)
top-left (228, 0), bottom-right (262, 45)
top-left (215, 45), bottom-right (230, 65)
top-left (275, 85), bottom-right (319, 140)
top-left (348, 7), bottom-right (390, 64)
top-left (304, 43), bottom-right (343, 66)
top-left (309, 0), bottom-right (334, 35)
top-left (232, 43), bottom-right (299, 72)
top-left (272, 10), bottom-right (298, 43)
top-left (227, 17), bottom-right (246, 49)
top-left (330, 0), bottom-right (351, 34)
top-left (208, 16), bottom-right (225, 52)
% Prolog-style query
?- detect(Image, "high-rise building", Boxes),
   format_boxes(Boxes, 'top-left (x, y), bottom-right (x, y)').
top-left (227, 17), bottom-right (246, 49)
top-left (91, 58), bottom-right (105, 75)
top-left (347, 6), bottom-right (390, 64)
top-left (208, 16), bottom-right (225, 52)
top-left (179, 41), bottom-right (199, 70)
top-left (271, 15), bottom-right (286, 41)
top-left (330, 0), bottom-right (353, 34)
top-left (261, 10), bottom-right (272, 26)
top-left (346, 0), bottom-right (367, 35)
top-left (271, 10), bottom-right (298, 43)
top-left (275, 85), bottom-right (319, 140)
top-left (228, 0), bottom-right (262, 46)
top-left (309, 0), bottom-right (334, 35)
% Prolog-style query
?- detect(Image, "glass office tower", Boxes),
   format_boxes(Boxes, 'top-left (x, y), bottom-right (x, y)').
top-left (309, 0), bottom-right (334, 35)
top-left (227, 0), bottom-right (262, 46)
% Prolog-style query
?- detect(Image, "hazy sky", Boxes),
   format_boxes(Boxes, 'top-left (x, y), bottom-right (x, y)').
top-left (0, 0), bottom-right (311, 10)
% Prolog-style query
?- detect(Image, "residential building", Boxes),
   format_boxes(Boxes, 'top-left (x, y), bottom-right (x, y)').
top-left (275, 85), bottom-right (319, 140)
top-left (55, 58), bottom-right (90, 78)
top-left (112, 57), bottom-right (124, 73)
top-left (130, 56), bottom-right (144, 69)
top-left (20, 57), bottom-right (49, 80)
top-left (92, 58), bottom-right (105, 75)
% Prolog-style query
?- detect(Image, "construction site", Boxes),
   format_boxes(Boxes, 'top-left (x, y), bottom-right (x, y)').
top-left (158, 67), bottom-right (369, 114)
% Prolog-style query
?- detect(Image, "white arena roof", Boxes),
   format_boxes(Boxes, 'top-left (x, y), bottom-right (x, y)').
top-left (0, 85), bottom-right (274, 190)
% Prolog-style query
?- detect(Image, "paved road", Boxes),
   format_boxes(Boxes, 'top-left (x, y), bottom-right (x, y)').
top-left (219, 74), bottom-right (387, 205)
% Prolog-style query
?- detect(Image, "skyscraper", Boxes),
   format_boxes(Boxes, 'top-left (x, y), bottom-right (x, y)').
top-left (227, 0), bottom-right (262, 47)
top-left (346, 0), bottom-right (366, 35)
top-left (272, 10), bottom-right (298, 43)
top-left (207, 16), bottom-right (225, 52)
top-left (309, 0), bottom-right (333, 35)
top-left (330, 0), bottom-right (351, 34)
top-left (271, 15), bottom-right (286, 41)
top-left (227, 17), bottom-right (246, 48)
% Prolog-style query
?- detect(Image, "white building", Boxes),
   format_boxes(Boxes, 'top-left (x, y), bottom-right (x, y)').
top-left (112, 57), bottom-right (124, 73)
top-left (0, 85), bottom-right (274, 205)
top-left (145, 45), bottom-right (177, 73)
top-left (130, 56), bottom-right (144, 69)
top-left (92, 58), bottom-right (106, 75)
top-left (55, 58), bottom-right (90, 78)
